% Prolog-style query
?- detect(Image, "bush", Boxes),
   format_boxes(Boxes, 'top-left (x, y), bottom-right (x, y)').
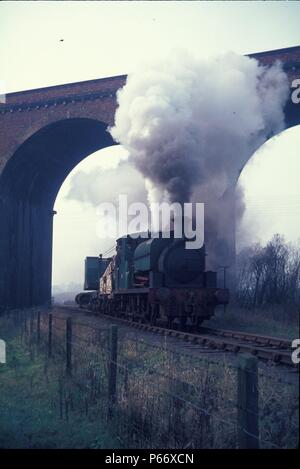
top-left (236, 235), bottom-right (300, 309)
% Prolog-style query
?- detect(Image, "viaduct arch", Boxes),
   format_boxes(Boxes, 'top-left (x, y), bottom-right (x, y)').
top-left (0, 47), bottom-right (299, 309)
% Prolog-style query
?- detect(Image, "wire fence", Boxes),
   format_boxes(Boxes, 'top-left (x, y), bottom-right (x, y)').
top-left (1, 308), bottom-right (298, 449)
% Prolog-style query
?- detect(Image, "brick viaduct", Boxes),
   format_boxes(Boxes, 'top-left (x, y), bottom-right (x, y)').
top-left (0, 46), bottom-right (299, 309)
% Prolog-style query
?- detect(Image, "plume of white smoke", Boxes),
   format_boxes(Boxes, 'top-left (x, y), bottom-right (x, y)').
top-left (110, 51), bottom-right (289, 272)
top-left (67, 159), bottom-right (147, 207)
top-left (110, 51), bottom-right (288, 205)
top-left (66, 157), bottom-right (149, 239)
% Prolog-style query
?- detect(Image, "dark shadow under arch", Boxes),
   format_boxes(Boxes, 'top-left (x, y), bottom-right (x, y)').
top-left (0, 118), bottom-right (115, 309)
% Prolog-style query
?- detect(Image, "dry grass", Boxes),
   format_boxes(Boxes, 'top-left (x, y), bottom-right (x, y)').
top-left (208, 303), bottom-right (299, 340)
top-left (0, 309), bottom-right (298, 449)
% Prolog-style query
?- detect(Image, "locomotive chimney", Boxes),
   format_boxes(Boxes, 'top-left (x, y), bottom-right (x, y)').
top-left (169, 207), bottom-right (185, 240)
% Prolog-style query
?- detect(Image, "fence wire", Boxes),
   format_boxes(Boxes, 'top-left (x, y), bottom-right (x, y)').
top-left (1, 308), bottom-right (298, 449)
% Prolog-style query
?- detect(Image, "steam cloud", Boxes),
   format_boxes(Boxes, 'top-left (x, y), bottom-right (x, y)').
top-left (110, 51), bottom-right (289, 269)
top-left (68, 52), bottom-right (289, 278)
top-left (67, 159), bottom-right (147, 207)
top-left (110, 51), bottom-right (288, 204)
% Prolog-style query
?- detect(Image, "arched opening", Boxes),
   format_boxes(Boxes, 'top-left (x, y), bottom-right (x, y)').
top-left (206, 124), bottom-right (300, 284)
top-left (237, 125), bottom-right (300, 249)
top-left (231, 125), bottom-right (300, 327)
top-left (0, 118), bottom-right (115, 309)
top-left (0, 118), bottom-right (115, 206)
top-left (206, 125), bottom-right (300, 333)
top-left (51, 144), bottom-right (147, 303)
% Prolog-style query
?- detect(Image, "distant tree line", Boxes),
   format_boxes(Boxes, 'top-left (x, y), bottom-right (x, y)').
top-left (236, 234), bottom-right (300, 308)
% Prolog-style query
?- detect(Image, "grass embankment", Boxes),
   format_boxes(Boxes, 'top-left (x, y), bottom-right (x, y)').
top-left (0, 337), bottom-right (119, 449)
top-left (208, 304), bottom-right (299, 339)
top-left (0, 312), bottom-right (298, 449)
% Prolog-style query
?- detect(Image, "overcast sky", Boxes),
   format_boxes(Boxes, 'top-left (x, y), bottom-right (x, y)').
top-left (1, 1), bottom-right (299, 289)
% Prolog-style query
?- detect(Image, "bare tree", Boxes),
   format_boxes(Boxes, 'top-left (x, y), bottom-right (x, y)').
top-left (236, 235), bottom-right (300, 309)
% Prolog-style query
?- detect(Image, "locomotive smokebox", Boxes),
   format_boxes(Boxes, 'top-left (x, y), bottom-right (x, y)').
top-left (158, 239), bottom-right (205, 286)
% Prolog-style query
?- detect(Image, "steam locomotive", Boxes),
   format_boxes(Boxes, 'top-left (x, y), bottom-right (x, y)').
top-left (76, 228), bottom-right (229, 330)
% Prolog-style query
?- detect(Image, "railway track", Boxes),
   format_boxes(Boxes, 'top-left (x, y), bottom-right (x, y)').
top-left (57, 305), bottom-right (297, 368)
top-left (124, 321), bottom-right (294, 367)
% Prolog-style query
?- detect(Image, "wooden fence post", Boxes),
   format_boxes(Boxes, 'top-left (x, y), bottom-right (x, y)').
top-left (66, 317), bottom-right (72, 377)
top-left (21, 310), bottom-right (26, 341)
top-left (108, 325), bottom-right (118, 405)
top-left (237, 354), bottom-right (259, 448)
top-left (172, 378), bottom-right (189, 445)
top-left (37, 311), bottom-right (41, 345)
top-left (24, 310), bottom-right (28, 337)
top-left (29, 311), bottom-right (34, 359)
top-left (30, 311), bottom-right (34, 340)
top-left (48, 313), bottom-right (53, 358)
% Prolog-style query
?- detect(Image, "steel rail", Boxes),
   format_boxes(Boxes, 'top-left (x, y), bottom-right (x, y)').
top-left (55, 306), bottom-right (297, 368)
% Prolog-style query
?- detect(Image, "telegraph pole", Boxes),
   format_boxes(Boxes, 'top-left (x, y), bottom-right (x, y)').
top-left (219, 265), bottom-right (230, 313)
